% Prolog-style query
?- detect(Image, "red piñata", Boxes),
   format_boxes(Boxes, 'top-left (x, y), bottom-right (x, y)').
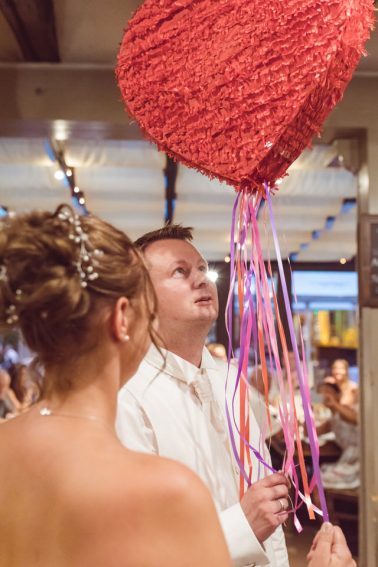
top-left (117, 0), bottom-right (374, 192)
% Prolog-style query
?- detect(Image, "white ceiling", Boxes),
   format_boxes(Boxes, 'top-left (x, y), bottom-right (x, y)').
top-left (0, 137), bottom-right (357, 262)
top-left (0, 0), bottom-right (375, 263)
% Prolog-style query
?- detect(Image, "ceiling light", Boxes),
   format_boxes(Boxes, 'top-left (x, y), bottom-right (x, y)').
top-left (66, 168), bottom-right (72, 177)
top-left (53, 120), bottom-right (69, 141)
top-left (73, 186), bottom-right (80, 194)
top-left (54, 170), bottom-right (65, 180)
top-left (340, 258), bottom-right (347, 265)
top-left (224, 255), bottom-right (231, 263)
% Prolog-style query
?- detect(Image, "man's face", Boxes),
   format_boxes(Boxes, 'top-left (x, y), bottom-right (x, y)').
top-left (144, 239), bottom-right (219, 327)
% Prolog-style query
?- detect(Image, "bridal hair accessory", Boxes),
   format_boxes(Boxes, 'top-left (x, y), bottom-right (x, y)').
top-left (56, 206), bottom-right (103, 288)
top-left (5, 303), bottom-right (18, 325)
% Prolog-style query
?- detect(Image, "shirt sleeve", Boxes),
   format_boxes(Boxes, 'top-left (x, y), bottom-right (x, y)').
top-left (246, 384), bottom-right (289, 567)
top-left (219, 502), bottom-right (270, 567)
top-left (116, 389), bottom-right (158, 454)
top-left (267, 524), bottom-right (290, 567)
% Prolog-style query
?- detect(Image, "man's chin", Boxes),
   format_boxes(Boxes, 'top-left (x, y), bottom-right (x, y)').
top-left (195, 309), bottom-right (218, 322)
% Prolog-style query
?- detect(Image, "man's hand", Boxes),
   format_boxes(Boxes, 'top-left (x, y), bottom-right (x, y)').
top-left (240, 472), bottom-right (289, 543)
top-left (307, 523), bottom-right (356, 567)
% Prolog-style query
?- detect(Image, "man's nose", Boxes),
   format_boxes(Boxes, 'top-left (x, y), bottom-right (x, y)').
top-left (193, 270), bottom-right (208, 288)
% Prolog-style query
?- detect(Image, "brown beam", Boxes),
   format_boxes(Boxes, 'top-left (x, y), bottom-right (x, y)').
top-left (0, 118), bottom-right (143, 141)
top-left (0, 0), bottom-right (60, 62)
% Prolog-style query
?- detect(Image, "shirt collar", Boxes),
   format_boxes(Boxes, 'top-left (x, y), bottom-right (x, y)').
top-left (145, 344), bottom-right (218, 385)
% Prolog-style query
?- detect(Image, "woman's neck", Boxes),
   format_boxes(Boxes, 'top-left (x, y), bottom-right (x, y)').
top-left (42, 349), bottom-right (122, 431)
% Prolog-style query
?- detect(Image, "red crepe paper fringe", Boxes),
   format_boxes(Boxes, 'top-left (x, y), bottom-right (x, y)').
top-left (117, 0), bottom-right (374, 192)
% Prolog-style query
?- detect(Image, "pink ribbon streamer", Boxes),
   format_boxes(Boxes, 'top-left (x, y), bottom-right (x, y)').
top-left (225, 183), bottom-right (329, 528)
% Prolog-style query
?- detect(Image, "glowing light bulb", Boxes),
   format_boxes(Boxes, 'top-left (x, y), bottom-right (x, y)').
top-left (207, 270), bottom-right (219, 283)
top-left (54, 169), bottom-right (65, 180)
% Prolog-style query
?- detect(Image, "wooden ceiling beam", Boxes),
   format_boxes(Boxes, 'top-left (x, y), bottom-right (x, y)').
top-left (0, 0), bottom-right (60, 62)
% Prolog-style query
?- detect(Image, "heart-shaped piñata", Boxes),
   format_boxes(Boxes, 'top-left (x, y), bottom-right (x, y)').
top-left (117, 0), bottom-right (374, 192)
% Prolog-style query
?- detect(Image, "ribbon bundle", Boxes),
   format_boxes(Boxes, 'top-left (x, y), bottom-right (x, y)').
top-left (225, 183), bottom-right (329, 528)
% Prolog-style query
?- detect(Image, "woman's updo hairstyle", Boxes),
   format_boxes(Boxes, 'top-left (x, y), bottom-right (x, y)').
top-left (0, 204), bottom-right (157, 367)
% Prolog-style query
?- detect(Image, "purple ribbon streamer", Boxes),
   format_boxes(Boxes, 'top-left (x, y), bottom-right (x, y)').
top-left (264, 181), bottom-right (329, 522)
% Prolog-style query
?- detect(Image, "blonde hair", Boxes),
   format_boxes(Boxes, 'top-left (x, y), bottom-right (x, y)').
top-left (0, 205), bottom-right (157, 382)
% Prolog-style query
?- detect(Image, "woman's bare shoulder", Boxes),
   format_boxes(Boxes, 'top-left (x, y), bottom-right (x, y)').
top-left (73, 451), bottom-right (231, 566)
top-left (72, 447), bottom-right (209, 516)
top-left (111, 449), bottom-right (210, 508)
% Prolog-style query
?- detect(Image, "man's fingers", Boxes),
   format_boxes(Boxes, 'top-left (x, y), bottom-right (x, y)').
top-left (309, 528), bottom-right (321, 551)
top-left (275, 498), bottom-right (290, 514)
top-left (271, 484), bottom-right (289, 500)
top-left (306, 527), bottom-right (322, 561)
top-left (312, 522), bottom-right (334, 553)
top-left (260, 472), bottom-right (288, 488)
top-left (332, 525), bottom-right (348, 548)
top-left (332, 526), bottom-right (354, 561)
top-left (276, 510), bottom-right (289, 525)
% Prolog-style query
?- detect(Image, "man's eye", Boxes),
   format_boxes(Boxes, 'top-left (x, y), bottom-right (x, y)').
top-left (173, 267), bottom-right (186, 277)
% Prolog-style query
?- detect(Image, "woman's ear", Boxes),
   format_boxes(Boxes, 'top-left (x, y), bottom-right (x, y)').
top-left (112, 297), bottom-right (131, 343)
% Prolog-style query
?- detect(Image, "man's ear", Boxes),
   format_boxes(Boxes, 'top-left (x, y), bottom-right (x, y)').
top-left (112, 297), bottom-right (131, 343)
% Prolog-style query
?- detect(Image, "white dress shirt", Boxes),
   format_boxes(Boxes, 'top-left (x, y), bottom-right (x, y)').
top-left (116, 346), bottom-right (289, 567)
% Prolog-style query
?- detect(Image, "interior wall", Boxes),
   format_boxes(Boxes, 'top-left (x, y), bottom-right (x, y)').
top-left (326, 76), bottom-right (378, 567)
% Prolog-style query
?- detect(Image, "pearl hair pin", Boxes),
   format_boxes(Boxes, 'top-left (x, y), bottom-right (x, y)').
top-left (57, 206), bottom-right (103, 289)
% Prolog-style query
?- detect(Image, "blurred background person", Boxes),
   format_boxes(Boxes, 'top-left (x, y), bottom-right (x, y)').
top-left (317, 381), bottom-right (359, 489)
top-left (323, 359), bottom-right (358, 423)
